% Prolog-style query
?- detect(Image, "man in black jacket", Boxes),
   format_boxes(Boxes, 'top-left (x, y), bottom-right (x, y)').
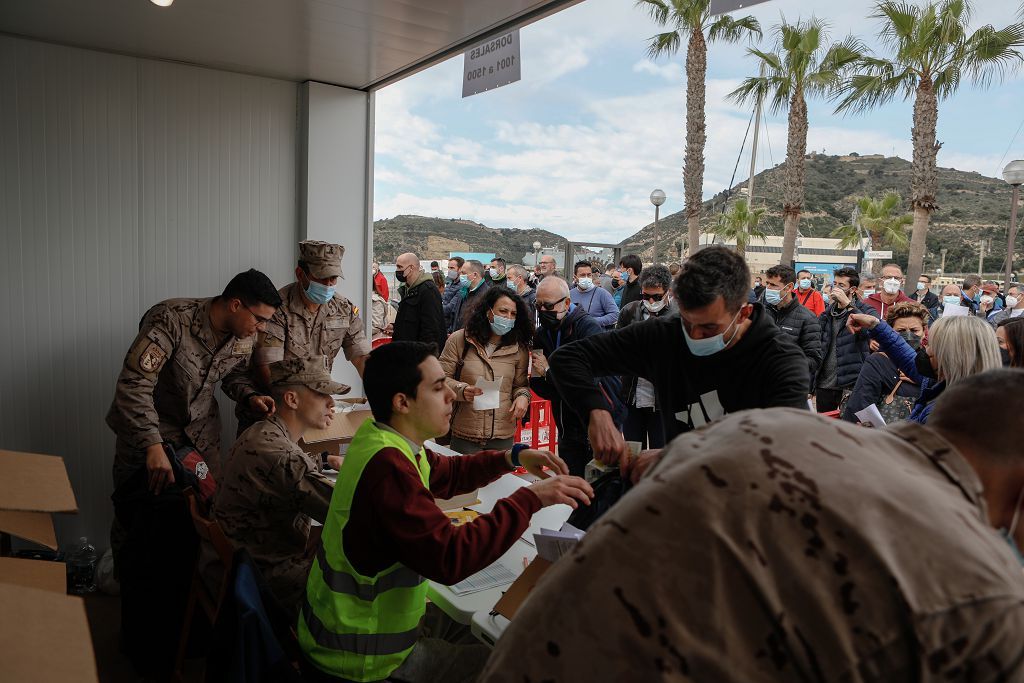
top-left (912, 273), bottom-right (939, 314)
top-left (391, 252), bottom-right (446, 353)
top-left (616, 265), bottom-right (677, 450)
top-left (617, 254), bottom-right (644, 308)
top-left (548, 247), bottom-right (809, 479)
top-left (445, 259), bottom-right (489, 333)
top-left (530, 276), bottom-right (620, 477)
top-left (761, 264), bottom-right (822, 393)
top-left (814, 267), bottom-right (879, 413)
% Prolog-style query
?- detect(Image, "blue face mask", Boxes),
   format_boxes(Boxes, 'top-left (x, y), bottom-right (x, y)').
top-left (682, 308), bottom-right (743, 357)
top-left (764, 288), bottom-right (783, 306)
top-left (305, 280), bottom-right (334, 305)
top-left (506, 279), bottom-right (517, 291)
top-left (798, 278), bottom-right (812, 290)
top-left (942, 295), bottom-right (961, 307)
top-left (490, 314), bottom-right (515, 337)
top-left (459, 274), bottom-right (470, 288)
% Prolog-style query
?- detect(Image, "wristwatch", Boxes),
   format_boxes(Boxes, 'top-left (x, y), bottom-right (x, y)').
top-left (510, 443), bottom-right (529, 468)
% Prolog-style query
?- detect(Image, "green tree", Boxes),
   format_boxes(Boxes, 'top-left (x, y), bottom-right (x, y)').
top-left (836, 0), bottom-right (1024, 289)
top-left (831, 190), bottom-right (912, 251)
top-left (638, 0), bottom-right (761, 258)
top-left (729, 18), bottom-right (862, 264)
top-left (711, 197), bottom-right (768, 258)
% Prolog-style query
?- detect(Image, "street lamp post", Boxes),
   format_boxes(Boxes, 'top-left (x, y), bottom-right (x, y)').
top-left (650, 189), bottom-right (666, 266)
top-left (938, 248), bottom-right (948, 278)
top-left (532, 241), bottom-right (542, 269)
top-left (1002, 160), bottom-right (1024, 289)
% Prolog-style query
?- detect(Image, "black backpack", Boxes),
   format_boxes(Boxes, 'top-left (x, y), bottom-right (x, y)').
top-left (565, 469), bottom-right (631, 531)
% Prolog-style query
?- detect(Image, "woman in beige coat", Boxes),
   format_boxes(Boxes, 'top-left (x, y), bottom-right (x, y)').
top-left (440, 286), bottom-right (535, 454)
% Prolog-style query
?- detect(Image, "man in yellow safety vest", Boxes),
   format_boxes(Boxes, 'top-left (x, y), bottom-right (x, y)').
top-left (298, 340), bottom-right (594, 683)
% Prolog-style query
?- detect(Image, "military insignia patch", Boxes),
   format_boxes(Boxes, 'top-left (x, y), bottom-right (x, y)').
top-left (195, 460), bottom-right (209, 480)
top-left (139, 343), bottom-right (167, 374)
top-left (231, 339), bottom-right (254, 355)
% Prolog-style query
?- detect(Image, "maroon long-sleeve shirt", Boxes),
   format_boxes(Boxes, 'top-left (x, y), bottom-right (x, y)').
top-left (342, 445), bottom-right (541, 585)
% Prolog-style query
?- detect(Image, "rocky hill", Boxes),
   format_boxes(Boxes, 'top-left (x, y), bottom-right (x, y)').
top-left (373, 155), bottom-right (1018, 275)
top-left (372, 215), bottom-right (567, 263)
top-left (621, 154), bottom-right (1017, 275)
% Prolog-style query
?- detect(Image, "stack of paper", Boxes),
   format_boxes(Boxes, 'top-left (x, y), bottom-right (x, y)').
top-left (449, 562), bottom-right (519, 595)
top-left (533, 522), bottom-right (585, 562)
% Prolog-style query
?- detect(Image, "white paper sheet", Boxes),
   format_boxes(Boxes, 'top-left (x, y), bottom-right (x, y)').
top-left (533, 523), bottom-right (586, 563)
top-left (854, 403), bottom-right (887, 428)
top-left (473, 377), bottom-right (503, 411)
top-left (943, 302), bottom-right (969, 317)
top-left (449, 561), bottom-right (518, 595)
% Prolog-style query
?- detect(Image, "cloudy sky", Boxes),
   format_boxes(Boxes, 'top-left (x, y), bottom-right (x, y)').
top-left (373, 0), bottom-right (1024, 244)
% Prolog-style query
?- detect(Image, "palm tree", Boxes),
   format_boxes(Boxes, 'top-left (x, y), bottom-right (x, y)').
top-left (831, 190), bottom-right (912, 253)
top-left (637, 0), bottom-right (761, 258)
top-left (729, 18), bottom-right (863, 265)
top-left (711, 197), bottom-right (768, 258)
top-left (836, 0), bottom-right (1024, 290)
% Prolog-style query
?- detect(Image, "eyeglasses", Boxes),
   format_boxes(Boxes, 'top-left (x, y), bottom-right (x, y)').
top-left (537, 298), bottom-right (567, 311)
top-left (244, 304), bottom-right (273, 325)
top-left (641, 292), bottom-right (665, 302)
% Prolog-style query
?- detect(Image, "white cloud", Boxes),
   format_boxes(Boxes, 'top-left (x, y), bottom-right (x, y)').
top-left (372, 0), bottom-right (1023, 245)
top-left (632, 59), bottom-right (683, 82)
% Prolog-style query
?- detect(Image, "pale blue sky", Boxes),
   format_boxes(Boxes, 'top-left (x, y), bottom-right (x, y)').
top-left (374, 0), bottom-right (1024, 243)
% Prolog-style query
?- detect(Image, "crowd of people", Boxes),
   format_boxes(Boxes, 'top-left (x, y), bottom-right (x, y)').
top-left (103, 237), bottom-right (1024, 682)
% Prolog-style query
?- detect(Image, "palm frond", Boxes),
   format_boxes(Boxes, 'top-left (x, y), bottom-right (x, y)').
top-left (646, 30), bottom-right (684, 58)
top-left (873, 1), bottom-right (919, 49)
top-left (960, 23), bottom-right (1024, 90)
top-left (635, 0), bottom-right (672, 27)
top-left (707, 14), bottom-right (762, 44)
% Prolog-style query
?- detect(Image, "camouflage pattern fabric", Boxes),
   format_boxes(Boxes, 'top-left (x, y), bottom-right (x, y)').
top-left (214, 414), bottom-right (334, 616)
top-left (482, 409), bottom-right (1024, 682)
top-left (252, 282), bottom-right (369, 371)
top-left (106, 297), bottom-right (258, 485)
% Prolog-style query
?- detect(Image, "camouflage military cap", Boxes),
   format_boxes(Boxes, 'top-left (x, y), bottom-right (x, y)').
top-left (299, 240), bottom-right (345, 279)
top-left (268, 356), bottom-right (349, 395)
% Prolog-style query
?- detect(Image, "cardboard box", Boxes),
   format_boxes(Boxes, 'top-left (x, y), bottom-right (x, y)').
top-left (0, 583), bottom-right (99, 682)
top-left (493, 557), bottom-right (552, 620)
top-left (0, 450), bottom-right (78, 550)
top-left (0, 556), bottom-right (67, 593)
top-left (300, 407), bottom-right (375, 458)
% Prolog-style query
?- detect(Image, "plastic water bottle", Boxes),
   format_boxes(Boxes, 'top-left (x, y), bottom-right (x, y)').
top-left (68, 537), bottom-right (98, 594)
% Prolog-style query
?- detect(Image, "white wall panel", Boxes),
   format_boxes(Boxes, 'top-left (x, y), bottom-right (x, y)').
top-left (0, 35), bottom-right (300, 551)
top-left (299, 82), bottom-right (372, 396)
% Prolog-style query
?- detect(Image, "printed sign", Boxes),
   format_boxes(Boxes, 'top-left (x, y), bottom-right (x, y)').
top-left (462, 30), bottom-right (521, 97)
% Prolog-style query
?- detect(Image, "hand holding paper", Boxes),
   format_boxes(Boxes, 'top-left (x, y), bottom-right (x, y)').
top-left (854, 403), bottom-right (887, 429)
top-left (472, 377), bottom-right (503, 411)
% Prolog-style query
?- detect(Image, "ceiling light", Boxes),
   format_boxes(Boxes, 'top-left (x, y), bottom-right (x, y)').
top-left (150, 0), bottom-right (173, 6)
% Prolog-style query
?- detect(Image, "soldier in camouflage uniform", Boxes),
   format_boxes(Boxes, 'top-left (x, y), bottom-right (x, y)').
top-left (214, 356), bottom-right (341, 619)
top-left (107, 268), bottom-right (281, 491)
top-left (106, 268), bottom-right (282, 676)
top-left (483, 370), bottom-right (1024, 682)
top-left (237, 240), bottom-right (370, 432)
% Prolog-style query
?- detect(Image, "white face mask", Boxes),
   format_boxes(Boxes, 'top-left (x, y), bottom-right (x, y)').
top-left (882, 278), bottom-right (902, 295)
top-left (981, 295), bottom-right (995, 306)
top-left (1008, 295), bottom-right (1020, 309)
top-left (643, 299), bottom-right (667, 313)
top-left (577, 277), bottom-right (594, 291)
top-left (861, 288), bottom-right (876, 297)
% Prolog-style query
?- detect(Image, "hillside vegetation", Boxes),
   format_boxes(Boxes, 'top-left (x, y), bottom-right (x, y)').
top-left (622, 154), bottom-right (1017, 275)
top-left (374, 155), bottom-right (1019, 275)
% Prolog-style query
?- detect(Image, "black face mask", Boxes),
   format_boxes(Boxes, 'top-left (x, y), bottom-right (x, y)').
top-left (914, 346), bottom-right (936, 379)
top-left (538, 309), bottom-right (565, 330)
top-left (898, 330), bottom-right (922, 351)
top-left (395, 270), bottom-right (407, 283)
top-left (1002, 348), bottom-right (1013, 367)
